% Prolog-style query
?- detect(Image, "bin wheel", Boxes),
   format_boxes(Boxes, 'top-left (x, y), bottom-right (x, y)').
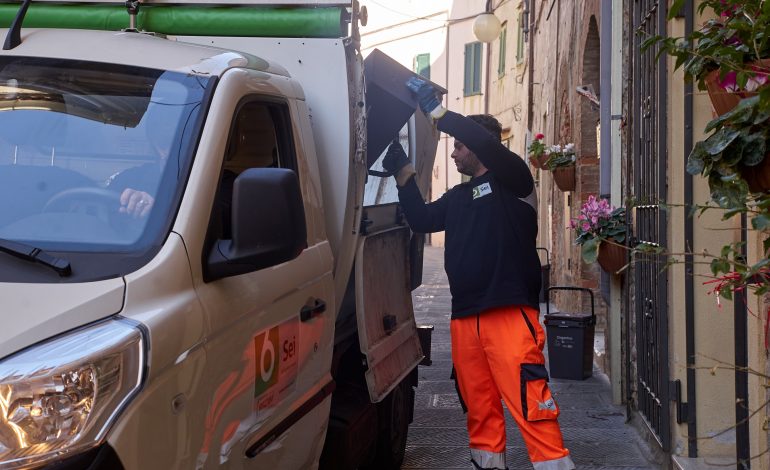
top-left (361, 379), bottom-right (413, 470)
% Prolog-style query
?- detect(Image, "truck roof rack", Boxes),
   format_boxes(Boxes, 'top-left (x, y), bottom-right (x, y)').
top-left (0, 2), bottom-right (351, 38)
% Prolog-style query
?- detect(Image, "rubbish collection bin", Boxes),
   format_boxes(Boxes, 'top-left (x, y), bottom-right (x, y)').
top-left (543, 286), bottom-right (596, 380)
top-left (537, 247), bottom-right (550, 304)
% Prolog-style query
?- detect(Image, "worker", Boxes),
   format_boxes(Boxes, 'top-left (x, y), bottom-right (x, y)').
top-left (382, 76), bottom-right (575, 470)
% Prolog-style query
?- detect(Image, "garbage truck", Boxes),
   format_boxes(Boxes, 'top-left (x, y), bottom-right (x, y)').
top-left (0, 0), bottom-right (441, 468)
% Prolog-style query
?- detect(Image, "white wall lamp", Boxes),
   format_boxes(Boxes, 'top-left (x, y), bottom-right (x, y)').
top-left (473, 11), bottom-right (502, 43)
top-left (473, 0), bottom-right (502, 43)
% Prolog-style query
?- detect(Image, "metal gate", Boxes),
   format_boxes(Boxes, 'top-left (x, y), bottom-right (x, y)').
top-left (632, 0), bottom-right (670, 452)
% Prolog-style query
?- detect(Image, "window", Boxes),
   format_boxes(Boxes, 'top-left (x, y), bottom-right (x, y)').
top-left (498, 23), bottom-right (507, 77)
top-left (516, 12), bottom-right (526, 63)
top-left (414, 53), bottom-right (430, 80)
top-left (224, 101), bottom-right (293, 173)
top-left (216, 99), bottom-right (297, 238)
top-left (464, 42), bottom-right (482, 96)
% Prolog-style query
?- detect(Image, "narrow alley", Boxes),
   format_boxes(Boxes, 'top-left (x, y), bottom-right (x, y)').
top-left (404, 246), bottom-right (659, 469)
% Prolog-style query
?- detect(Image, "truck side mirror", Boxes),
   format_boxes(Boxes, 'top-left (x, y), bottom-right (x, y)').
top-left (205, 168), bottom-right (307, 282)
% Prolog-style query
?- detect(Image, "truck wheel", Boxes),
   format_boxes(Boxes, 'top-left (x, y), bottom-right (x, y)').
top-left (363, 379), bottom-right (414, 470)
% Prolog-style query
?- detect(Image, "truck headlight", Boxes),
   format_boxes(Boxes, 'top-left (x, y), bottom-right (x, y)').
top-left (0, 318), bottom-right (144, 468)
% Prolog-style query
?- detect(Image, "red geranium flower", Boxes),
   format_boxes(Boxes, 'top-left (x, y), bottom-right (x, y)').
top-left (535, 133), bottom-right (544, 140)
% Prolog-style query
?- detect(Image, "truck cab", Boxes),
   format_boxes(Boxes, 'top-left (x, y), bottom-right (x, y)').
top-left (0, 2), bottom-right (439, 469)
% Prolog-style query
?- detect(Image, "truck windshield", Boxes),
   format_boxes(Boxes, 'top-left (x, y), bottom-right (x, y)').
top-left (0, 57), bottom-right (210, 252)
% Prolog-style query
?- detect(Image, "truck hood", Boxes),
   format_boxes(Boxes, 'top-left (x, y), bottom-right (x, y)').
top-left (0, 278), bottom-right (125, 360)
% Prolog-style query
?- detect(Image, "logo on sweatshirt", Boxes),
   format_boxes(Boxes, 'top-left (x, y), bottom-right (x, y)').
top-left (472, 182), bottom-right (492, 200)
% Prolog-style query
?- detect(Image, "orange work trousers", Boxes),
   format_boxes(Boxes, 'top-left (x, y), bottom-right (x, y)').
top-left (450, 305), bottom-right (573, 470)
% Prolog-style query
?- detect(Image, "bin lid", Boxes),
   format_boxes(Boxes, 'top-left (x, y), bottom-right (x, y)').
top-left (544, 311), bottom-right (596, 327)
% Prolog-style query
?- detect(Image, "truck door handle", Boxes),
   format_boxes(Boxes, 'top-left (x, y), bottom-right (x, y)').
top-left (300, 299), bottom-right (326, 322)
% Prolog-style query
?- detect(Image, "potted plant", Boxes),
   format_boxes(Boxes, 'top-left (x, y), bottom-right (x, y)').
top-left (571, 195), bottom-right (628, 274)
top-left (545, 143), bottom-right (577, 192)
top-left (647, 0), bottom-right (770, 196)
top-left (686, 94), bottom-right (770, 197)
top-left (647, 0), bottom-right (770, 116)
top-left (527, 133), bottom-right (550, 169)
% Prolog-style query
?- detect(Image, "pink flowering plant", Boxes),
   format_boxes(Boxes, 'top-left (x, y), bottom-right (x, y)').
top-left (570, 196), bottom-right (627, 264)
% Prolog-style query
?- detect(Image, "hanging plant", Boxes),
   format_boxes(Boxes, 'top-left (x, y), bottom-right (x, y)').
top-left (570, 196), bottom-right (628, 273)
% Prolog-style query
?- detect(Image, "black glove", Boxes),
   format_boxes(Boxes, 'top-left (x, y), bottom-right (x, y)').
top-left (382, 141), bottom-right (410, 175)
top-left (381, 140), bottom-right (416, 186)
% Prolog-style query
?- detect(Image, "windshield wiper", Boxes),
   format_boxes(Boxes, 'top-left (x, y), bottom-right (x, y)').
top-left (0, 238), bottom-right (72, 277)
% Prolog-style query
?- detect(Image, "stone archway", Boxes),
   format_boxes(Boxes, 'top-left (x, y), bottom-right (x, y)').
top-left (581, 16), bottom-right (600, 160)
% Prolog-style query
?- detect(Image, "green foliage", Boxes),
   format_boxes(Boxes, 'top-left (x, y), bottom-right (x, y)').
top-left (649, 1), bottom-right (770, 89)
top-left (648, 0), bottom-right (770, 304)
top-left (686, 95), bottom-right (770, 205)
top-left (544, 150), bottom-right (576, 170)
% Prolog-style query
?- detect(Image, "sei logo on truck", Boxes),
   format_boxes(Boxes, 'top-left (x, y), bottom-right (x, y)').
top-left (254, 318), bottom-right (299, 400)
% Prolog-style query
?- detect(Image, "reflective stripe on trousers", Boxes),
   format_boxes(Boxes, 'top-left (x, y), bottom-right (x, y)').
top-left (451, 305), bottom-right (575, 468)
top-left (470, 448), bottom-right (506, 469)
top-left (532, 455), bottom-right (577, 470)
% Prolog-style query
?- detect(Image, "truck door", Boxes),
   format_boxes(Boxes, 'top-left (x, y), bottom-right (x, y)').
top-left (191, 90), bottom-right (335, 469)
top-left (356, 51), bottom-right (442, 402)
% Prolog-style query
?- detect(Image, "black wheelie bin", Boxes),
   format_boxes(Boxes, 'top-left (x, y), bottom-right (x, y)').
top-left (544, 286), bottom-right (596, 380)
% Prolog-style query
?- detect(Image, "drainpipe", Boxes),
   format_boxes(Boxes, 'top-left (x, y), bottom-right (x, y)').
top-left (683, 0), bottom-right (697, 458)
top-left (736, 214), bottom-right (750, 468)
top-left (736, 215), bottom-right (750, 468)
top-left (526, 0), bottom-right (534, 136)
top-left (599, 1), bottom-right (611, 201)
top-left (599, 0), bottom-right (611, 338)
top-left (600, 0), bottom-right (623, 404)
top-left (484, 0), bottom-right (493, 115)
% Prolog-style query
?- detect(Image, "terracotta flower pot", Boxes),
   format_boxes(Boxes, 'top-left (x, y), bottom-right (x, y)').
top-left (529, 154), bottom-right (550, 169)
top-left (704, 59), bottom-right (770, 116)
top-left (597, 241), bottom-right (626, 274)
top-left (552, 166), bottom-right (575, 192)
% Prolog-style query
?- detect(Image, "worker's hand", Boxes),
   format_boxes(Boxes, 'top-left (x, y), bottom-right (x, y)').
top-left (406, 77), bottom-right (446, 120)
top-left (382, 141), bottom-right (416, 186)
top-left (119, 188), bottom-right (154, 218)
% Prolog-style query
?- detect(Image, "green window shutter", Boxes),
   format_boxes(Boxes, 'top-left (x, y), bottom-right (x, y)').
top-left (414, 53), bottom-right (430, 80)
top-left (464, 43), bottom-right (472, 96)
top-left (498, 25), bottom-right (507, 77)
top-left (464, 42), bottom-right (482, 96)
top-left (472, 42), bottom-right (482, 94)
top-left (516, 12), bottom-right (525, 62)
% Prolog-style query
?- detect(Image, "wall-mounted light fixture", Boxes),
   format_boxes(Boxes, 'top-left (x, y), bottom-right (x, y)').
top-left (473, 12), bottom-right (501, 42)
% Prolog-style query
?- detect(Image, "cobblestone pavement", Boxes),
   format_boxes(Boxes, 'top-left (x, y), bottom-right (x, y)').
top-left (405, 246), bottom-right (660, 470)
